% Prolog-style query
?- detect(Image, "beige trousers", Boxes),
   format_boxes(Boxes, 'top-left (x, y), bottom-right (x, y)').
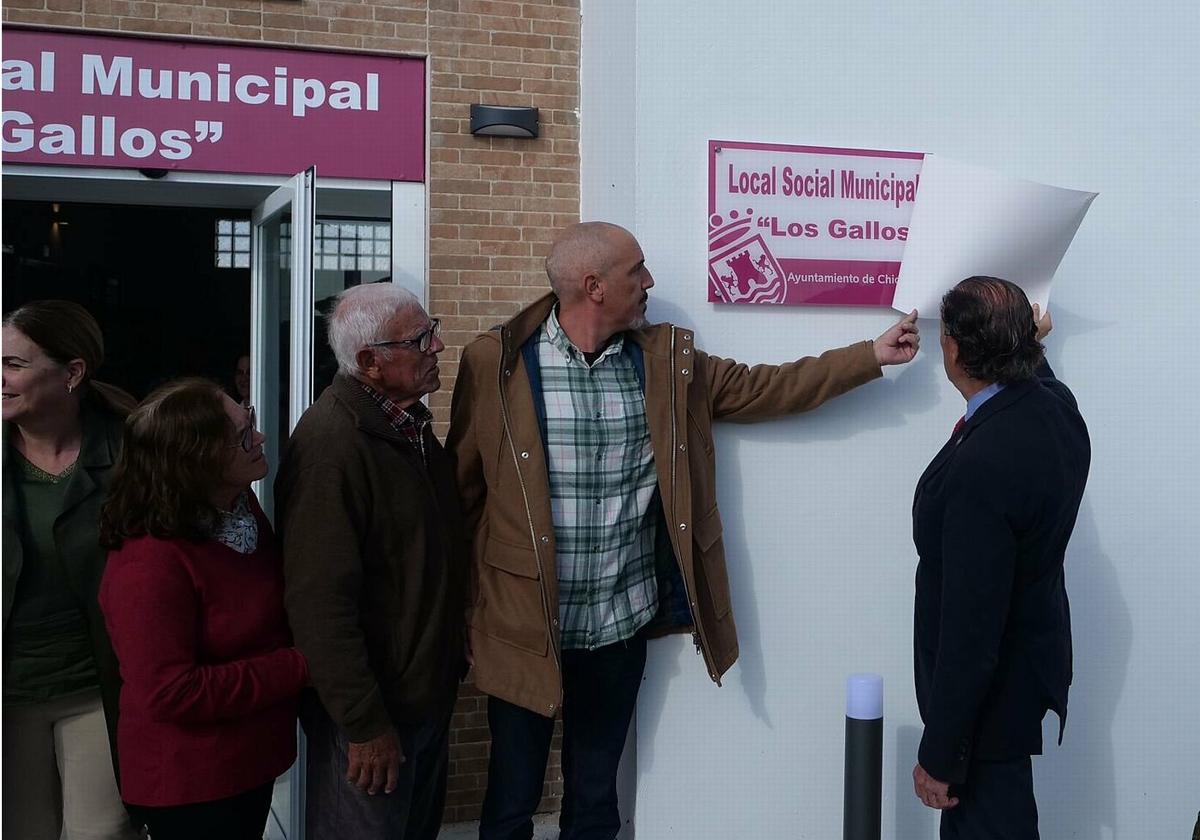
top-left (2, 690), bottom-right (137, 840)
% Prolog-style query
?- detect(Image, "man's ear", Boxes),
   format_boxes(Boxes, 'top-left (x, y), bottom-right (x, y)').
top-left (582, 271), bottom-right (604, 304)
top-left (356, 348), bottom-right (380, 381)
top-left (943, 334), bottom-right (961, 368)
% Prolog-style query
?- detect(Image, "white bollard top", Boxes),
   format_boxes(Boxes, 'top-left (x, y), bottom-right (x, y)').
top-left (845, 673), bottom-right (884, 720)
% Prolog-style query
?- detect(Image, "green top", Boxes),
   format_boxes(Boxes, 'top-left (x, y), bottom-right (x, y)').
top-left (3, 451), bottom-right (99, 706)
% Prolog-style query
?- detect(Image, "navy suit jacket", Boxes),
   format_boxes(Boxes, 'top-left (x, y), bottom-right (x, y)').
top-left (913, 361), bottom-right (1090, 784)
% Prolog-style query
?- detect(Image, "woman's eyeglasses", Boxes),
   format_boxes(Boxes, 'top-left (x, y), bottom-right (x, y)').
top-left (230, 405), bottom-right (257, 452)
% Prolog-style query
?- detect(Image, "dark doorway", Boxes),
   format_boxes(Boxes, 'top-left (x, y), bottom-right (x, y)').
top-left (2, 200), bottom-right (252, 402)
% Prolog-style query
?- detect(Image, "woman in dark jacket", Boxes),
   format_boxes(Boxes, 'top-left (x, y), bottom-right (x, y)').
top-left (2, 300), bottom-right (139, 840)
top-left (99, 378), bottom-right (308, 840)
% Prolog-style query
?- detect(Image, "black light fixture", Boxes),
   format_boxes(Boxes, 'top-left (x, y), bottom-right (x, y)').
top-left (470, 104), bottom-right (539, 139)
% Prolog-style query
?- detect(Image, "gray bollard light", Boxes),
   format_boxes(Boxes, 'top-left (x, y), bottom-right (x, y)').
top-left (843, 673), bottom-right (883, 840)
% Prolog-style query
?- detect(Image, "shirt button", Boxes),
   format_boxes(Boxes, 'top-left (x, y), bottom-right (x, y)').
top-left (681, 368), bottom-right (689, 375)
top-left (683, 333), bottom-right (692, 341)
top-left (683, 348), bottom-right (691, 355)
top-left (678, 443), bottom-right (686, 451)
top-left (541, 535), bottom-right (550, 543)
top-left (521, 451), bottom-right (530, 459)
top-left (679, 523), bottom-right (687, 531)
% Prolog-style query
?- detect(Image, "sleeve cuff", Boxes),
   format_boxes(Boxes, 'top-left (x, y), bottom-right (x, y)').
top-left (335, 684), bottom-right (393, 743)
top-left (918, 729), bottom-right (972, 785)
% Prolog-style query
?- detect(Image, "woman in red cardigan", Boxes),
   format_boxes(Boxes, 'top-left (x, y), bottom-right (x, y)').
top-left (98, 379), bottom-right (308, 840)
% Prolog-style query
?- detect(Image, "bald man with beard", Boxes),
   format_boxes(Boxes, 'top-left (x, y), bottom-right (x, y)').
top-left (448, 222), bottom-right (921, 840)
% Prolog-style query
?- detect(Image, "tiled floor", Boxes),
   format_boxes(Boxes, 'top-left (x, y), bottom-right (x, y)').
top-left (263, 768), bottom-right (558, 840)
top-left (439, 813), bottom-right (559, 839)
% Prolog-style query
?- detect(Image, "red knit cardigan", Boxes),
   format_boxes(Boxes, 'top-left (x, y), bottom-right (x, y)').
top-left (99, 496), bottom-right (308, 807)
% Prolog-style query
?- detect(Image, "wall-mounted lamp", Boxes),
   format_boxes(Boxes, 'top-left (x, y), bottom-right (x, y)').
top-left (470, 104), bottom-right (539, 139)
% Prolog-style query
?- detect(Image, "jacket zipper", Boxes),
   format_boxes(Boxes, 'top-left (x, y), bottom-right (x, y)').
top-left (666, 328), bottom-right (717, 682)
top-left (496, 328), bottom-right (563, 684)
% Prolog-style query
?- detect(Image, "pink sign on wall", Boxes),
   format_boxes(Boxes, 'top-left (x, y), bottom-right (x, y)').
top-left (708, 140), bottom-right (924, 307)
top-left (1, 29), bottom-right (424, 181)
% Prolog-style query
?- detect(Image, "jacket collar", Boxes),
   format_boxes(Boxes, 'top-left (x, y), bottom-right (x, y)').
top-left (61, 401), bottom-right (118, 517)
top-left (918, 377), bottom-right (1041, 490)
top-left (3, 399), bottom-right (121, 525)
top-left (78, 399), bottom-right (120, 470)
top-left (330, 373), bottom-right (413, 443)
top-left (957, 377), bottom-right (1039, 442)
top-left (497, 291), bottom-right (678, 361)
top-left (500, 292), bottom-right (557, 349)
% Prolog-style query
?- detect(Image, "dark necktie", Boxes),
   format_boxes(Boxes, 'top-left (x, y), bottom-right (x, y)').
top-left (952, 415), bottom-right (966, 437)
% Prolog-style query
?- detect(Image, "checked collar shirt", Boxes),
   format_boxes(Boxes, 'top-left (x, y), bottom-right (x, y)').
top-left (538, 308), bottom-right (660, 651)
top-left (359, 381), bottom-right (434, 466)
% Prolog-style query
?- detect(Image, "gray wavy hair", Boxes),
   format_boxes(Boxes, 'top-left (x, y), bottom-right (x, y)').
top-left (327, 284), bottom-right (423, 376)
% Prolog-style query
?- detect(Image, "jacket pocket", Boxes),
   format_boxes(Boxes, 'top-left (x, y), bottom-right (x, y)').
top-left (693, 506), bottom-right (732, 619)
top-left (473, 534), bottom-right (549, 655)
top-left (1026, 630), bottom-right (1071, 717)
top-left (687, 410), bottom-right (715, 455)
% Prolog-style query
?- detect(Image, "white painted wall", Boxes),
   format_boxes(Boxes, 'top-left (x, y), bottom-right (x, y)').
top-left (580, 2), bottom-right (1200, 838)
top-left (580, 3), bottom-right (640, 834)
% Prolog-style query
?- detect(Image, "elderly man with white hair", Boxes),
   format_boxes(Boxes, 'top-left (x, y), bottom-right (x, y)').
top-left (275, 283), bottom-right (467, 840)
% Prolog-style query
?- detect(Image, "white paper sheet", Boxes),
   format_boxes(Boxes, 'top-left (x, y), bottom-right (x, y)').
top-left (892, 155), bottom-right (1097, 317)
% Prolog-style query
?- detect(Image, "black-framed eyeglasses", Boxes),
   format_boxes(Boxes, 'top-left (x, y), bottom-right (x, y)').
top-left (229, 405), bottom-right (256, 452)
top-left (369, 319), bottom-right (442, 354)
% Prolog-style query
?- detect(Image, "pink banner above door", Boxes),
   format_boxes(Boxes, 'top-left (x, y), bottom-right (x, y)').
top-left (2, 29), bottom-right (425, 181)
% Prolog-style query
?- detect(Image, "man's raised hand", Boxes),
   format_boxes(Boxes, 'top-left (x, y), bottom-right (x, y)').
top-left (874, 309), bottom-right (921, 366)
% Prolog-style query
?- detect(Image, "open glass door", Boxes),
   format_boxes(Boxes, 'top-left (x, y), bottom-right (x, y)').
top-left (250, 166), bottom-right (315, 840)
top-left (251, 167), bottom-right (314, 513)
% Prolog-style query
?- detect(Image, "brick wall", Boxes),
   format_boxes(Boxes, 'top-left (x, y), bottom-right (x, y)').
top-left (427, 2), bottom-right (579, 822)
top-left (1, 0), bottom-right (581, 824)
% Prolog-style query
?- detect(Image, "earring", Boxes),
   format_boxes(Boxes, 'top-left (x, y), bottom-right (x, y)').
top-left (67, 383), bottom-right (75, 394)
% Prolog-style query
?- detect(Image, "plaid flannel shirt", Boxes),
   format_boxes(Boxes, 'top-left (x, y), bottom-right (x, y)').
top-left (539, 309), bottom-right (659, 650)
top-left (359, 382), bottom-right (433, 465)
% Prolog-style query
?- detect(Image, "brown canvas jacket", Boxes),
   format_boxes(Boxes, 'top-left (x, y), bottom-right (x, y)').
top-left (446, 293), bottom-right (882, 717)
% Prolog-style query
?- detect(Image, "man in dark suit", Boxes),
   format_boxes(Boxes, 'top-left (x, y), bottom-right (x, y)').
top-left (911, 277), bottom-right (1091, 839)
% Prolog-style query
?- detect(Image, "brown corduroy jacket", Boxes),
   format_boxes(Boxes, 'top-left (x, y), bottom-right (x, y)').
top-left (275, 374), bottom-right (466, 742)
top-left (446, 293), bottom-right (882, 717)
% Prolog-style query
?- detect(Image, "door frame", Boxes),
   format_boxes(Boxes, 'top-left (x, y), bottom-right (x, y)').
top-left (249, 165), bottom-right (315, 840)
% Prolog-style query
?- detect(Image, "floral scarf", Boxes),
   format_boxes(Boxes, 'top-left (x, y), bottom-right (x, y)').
top-left (213, 491), bottom-right (258, 554)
